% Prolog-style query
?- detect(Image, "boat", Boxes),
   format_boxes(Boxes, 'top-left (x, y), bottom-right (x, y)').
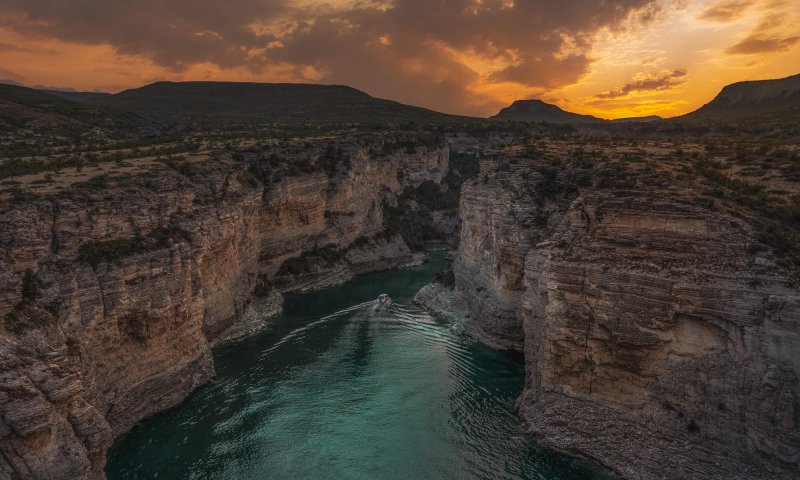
top-left (377, 293), bottom-right (391, 304)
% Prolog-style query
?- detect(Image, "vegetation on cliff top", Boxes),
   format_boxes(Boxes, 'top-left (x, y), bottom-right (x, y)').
top-left (1, 119), bottom-right (797, 278)
top-left (78, 224), bottom-right (191, 268)
top-left (2, 270), bottom-right (60, 334)
top-left (383, 180), bottom-right (459, 250)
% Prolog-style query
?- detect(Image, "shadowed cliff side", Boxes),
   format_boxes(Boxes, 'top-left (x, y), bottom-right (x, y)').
top-left (0, 136), bottom-right (453, 479)
top-left (420, 139), bottom-right (800, 479)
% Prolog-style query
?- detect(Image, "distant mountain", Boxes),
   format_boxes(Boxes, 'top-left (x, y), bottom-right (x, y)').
top-left (680, 73), bottom-right (800, 122)
top-left (38, 89), bottom-right (111, 102)
top-left (609, 115), bottom-right (662, 123)
top-left (0, 84), bottom-right (138, 133)
top-left (0, 80), bottom-right (111, 102)
top-left (490, 99), bottom-right (604, 124)
top-left (90, 81), bottom-right (468, 124)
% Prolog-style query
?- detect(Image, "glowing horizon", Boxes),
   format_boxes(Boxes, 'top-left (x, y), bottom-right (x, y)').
top-left (1, 0), bottom-right (798, 119)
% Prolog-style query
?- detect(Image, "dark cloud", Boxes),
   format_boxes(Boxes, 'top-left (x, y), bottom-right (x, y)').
top-left (0, 42), bottom-right (38, 53)
top-left (699, 1), bottom-right (753, 22)
top-left (0, 0), bottom-right (659, 114)
top-left (596, 69), bottom-right (687, 99)
top-left (269, 0), bottom-right (659, 113)
top-left (721, 7), bottom-right (800, 56)
top-left (0, 0), bottom-right (287, 68)
top-left (726, 35), bottom-right (800, 54)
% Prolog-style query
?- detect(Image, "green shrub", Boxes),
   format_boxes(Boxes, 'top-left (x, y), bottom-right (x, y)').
top-left (162, 157), bottom-right (197, 177)
top-left (79, 224), bottom-right (190, 268)
top-left (447, 151), bottom-right (480, 189)
top-left (413, 180), bottom-right (458, 211)
top-left (433, 266), bottom-right (455, 288)
top-left (3, 304), bottom-right (54, 334)
top-left (73, 174), bottom-right (109, 191)
top-left (3, 270), bottom-right (55, 333)
top-left (277, 244), bottom-right (342, 276)
top-left (21, 270), bottom-right (43, 302)
top-left (253, 274), bottom-right (274, 297)
top-left (383, 199), bottom-right (435, 250)
top-left (6, 187), bottom-right (37, 203)
top-left (320, 143), bottom-right (351, 177)
top-left (237, 170), bottom-right (261, 188)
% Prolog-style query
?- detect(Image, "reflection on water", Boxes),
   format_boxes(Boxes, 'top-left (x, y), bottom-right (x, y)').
top-left (106, 254), bottom-right (610, 479)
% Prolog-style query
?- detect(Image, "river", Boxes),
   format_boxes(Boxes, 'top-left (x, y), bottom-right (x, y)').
top-left (106, 253), bottom-right (610, 479)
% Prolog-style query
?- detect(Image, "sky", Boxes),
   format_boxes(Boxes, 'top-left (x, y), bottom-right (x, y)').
top-left (0, 0), bottom-right (798, 119)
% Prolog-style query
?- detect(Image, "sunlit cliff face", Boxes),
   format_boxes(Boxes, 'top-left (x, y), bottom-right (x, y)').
top-left (0, 0), bottom-right (798, 118)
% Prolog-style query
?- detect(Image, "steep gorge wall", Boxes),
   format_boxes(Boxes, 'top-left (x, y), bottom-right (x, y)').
top-left (255, 146), bottom-right (445, 292)
top-left (0, 145), bottom-right (448, 479)
top-left (449, 158), bottom-right (800, 479)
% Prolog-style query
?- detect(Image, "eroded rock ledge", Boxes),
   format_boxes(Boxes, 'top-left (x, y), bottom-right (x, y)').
top-left (0, 142), bottom-right (450, 479)
top-left (430, 156), bottom-right (799, 479)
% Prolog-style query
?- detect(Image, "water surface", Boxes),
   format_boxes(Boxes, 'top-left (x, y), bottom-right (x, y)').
top-left (107, 254), bottom-right (608, 479)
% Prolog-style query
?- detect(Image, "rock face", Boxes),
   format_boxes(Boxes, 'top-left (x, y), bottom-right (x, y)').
top-left (0, 143), bottom-right (449, 479)
top-left (449, 158), bottom-right (800, 479)
top-left (681, 72), bottom-right (800, 122)
top-left (256, 145), bottom-right (445, 292)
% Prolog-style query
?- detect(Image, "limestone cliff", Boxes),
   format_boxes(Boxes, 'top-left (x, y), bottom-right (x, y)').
top-left (0, 142), bottom-right (449, 479)
top-left (443, 156), bottom-right (800, 479)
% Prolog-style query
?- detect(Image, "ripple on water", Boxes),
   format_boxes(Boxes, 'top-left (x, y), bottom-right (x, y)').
top-left (106, 255), bottom-right (611, 480)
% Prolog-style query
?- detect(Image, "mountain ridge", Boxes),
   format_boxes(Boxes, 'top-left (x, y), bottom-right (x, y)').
top-left (490, 99), bottom-right (605, 123)
top-left (678, 72), bottom-right (800, 122)
top-left (89, 81), bottom-right (471, 124)
top-left (39, 89), bottom-right (111, 102)
top-left (4, 73), bottom-right (800, 130)
top-left (0, 83), bottom-right (135, 133)
top-left (490, 99), bottom-right (666, 123)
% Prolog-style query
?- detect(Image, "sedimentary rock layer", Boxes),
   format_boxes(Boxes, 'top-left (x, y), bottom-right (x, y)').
top-left (0, 144), bottom-right (448, 479)
top-left (449, 158), bottom-right (800, 479)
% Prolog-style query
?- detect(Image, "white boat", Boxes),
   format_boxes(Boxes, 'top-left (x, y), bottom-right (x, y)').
top-left (377, 293), bottom-right (391, 304)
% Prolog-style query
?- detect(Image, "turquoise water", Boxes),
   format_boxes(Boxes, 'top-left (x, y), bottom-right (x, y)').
top-left (106, 254), bottom-right (609, 479)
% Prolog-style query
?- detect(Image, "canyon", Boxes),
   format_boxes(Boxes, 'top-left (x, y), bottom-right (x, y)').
top-left (0, 138), bottom-right (449, 479)
top-left (1, 122), bottom-right (799, 480)
top-left (420, 140), bottom-right (800, 479)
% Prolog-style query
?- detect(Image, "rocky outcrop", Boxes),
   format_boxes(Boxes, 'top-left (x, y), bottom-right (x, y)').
top-left (274, 235), bottom-right (426, 292)
top-left (414, 281), bottom-right (468, 322)
top-left (454, 166), bottom-right (541, 349)
top-left (447, 158), bottom-right (800, 479)
top-left (212, 288), bottom-right (283, 346)
top-left (0, 143), bottom-right (449, 479)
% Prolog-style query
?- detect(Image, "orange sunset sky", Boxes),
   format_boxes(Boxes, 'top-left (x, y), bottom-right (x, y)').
top-left (1, 0), bottom-right (798, 119)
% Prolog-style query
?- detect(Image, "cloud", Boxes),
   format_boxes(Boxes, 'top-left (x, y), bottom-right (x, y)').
top-left (0, 0), bottom-right (659, 115)
top-left (595, 69), bottom-right (687, 99)
top-left (268, 0), bottom-right (661, 113)
top-left (0, 41), bottom-right (35, 53)
top-left (0, 1), bottom-right (288, 69)
top-left (726, 35), bottom-right (800, 54)
top-left (699, 1), bottom-right (753, 22)
top-left (723, 8), bottom-right (800, 55)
